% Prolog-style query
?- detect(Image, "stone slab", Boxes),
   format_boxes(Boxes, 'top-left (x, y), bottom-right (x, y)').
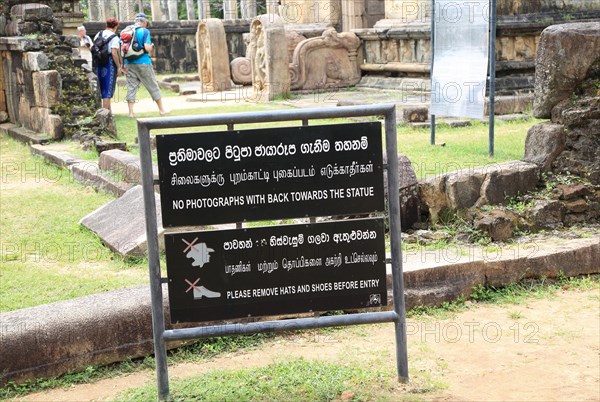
top-left (70, 161), bottom-right (134, 198)
top-left (80, 185), bottom-right (164, 257)
top-left (0, 285), bottom-right (173, 386)
top-left (30, 144), bottom-right (84, 168)
top-left (1, 236), bottom-right (597, 385)
top-left (402, 237), bottom-right (600, 306)
top-left (98, 149), bottom-right (158, 184)
top-left (4, 124), bottom-right (49, 144)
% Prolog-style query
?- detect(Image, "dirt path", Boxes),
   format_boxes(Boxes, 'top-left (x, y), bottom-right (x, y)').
top-left (19, 288), bottom-right (599, 401)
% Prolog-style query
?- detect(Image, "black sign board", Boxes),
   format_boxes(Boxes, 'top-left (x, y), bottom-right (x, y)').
top-left (165, 218), bottom-right (387, 323)
top-left (156, 122), bottom-right (384, 227)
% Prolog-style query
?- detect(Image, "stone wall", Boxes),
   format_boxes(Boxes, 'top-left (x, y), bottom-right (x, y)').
top-left (0, 3), bottom-right (98, 138)
top-left (1, 0), bottom-right (84, 35)
top-left (497, 0), bottom-right (600, 15)
top-left (355, 10), bottom-right (600, 94)
top-left (85, 19), bottom-right (249, 74)
top-left (526, 22), bottom-right (600, 185)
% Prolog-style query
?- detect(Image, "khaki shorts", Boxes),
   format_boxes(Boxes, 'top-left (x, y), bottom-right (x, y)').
top-left (125, 64), bottom-right (161, 102)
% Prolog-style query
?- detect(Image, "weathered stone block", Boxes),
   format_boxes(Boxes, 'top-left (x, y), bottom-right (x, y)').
top-left (564, 199), bottom-right (588, 213)
top-left (95, 142), bottom-right (127, 154)
top-left (17, 94), bottom-right (31, 125)
top-left (479, 161), bottom-right (540, 205)
top-left (10, 3), bottom-right (54, 22)
top-left (474, 210), bottom-right (516, 242)
top-left (98, 149), bottom-right (144, 183)
top-left (22, 52), bottom-right (48, 72)
top-left (523, 122), bottom-right (566, 172)
top-left (383, 153), bottom-right (420, 230)
top-left (446, 170), bottom-right (485, 210)
top-left (533, 22), bottom-right (600, 118)
top-left (70, 161), bottom-right (134, 197)
top-left (28, 105), bottom-right (48, 133)
top-left (80, 185), bottom-right (164, 257)
top-left (46, 113), bottom-right (63, 139)
top-left (557, 184), bottom-right (592, 200)
top-left (418, 175), bottom-right (447, 224)
top-left (527, 199), bottom-right (566, 229)
top-left (93, 108), bottom-right (118, 138)
top-left (402, 106), bottom-right (428, 123)
top-left (32, 70), bottom-right (61, 107)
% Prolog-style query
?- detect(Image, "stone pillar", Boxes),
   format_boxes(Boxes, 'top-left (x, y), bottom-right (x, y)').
top-left (240, 0), bottom-right (257, 19)
top-left (150, 0), bottom-right (164, 21)
top-left (250, 14), bottom-right (290, 101)
top-left (167, 0), bottom-right (178, 20)
top-left (196, 18), bottom-right (232, 92)
top-left (186, 0), bottom-right (196, 19)
top-left (118, 0), bottom-right (136, 21)
top-left (89, 0), bottom-right (101, 21)
top-left (280, 0), bottom-right (339, 25)
top-left (223, 0), bottom-right (238, 20)
top-left (0, 48), bottom-right (7, 117)
top-left (342, 0), bottom-right (365, 31)
top-left (198, 0), bottom-right (211, 19)
top-left (126, 0), bottom-right (137, 21)
top-left (102, 0), bottom-right (114, 20)
top-left (266, 0), bottom-right (279, 15)
top-left (378, 0), bottom-right (430, 26)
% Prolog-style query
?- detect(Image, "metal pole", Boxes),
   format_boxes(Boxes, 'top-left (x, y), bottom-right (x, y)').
top-left (138, 122), bottom-right (170, 401)
top-left (488, 0), bottom-right (496, 157)
top-left (430, 0), bottom-right (436, 145)
top-left (385, 107), bottom-right (409, 382)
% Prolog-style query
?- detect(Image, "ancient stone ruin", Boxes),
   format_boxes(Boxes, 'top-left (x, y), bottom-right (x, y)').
top-left (249, 14), bottom-right (290, 101)
top-left (0, 1), bottom-right (117, 149)
top-left (196, 18), bottom-right (232, 92)
top-left (415, 21), bottom-right (600, 242)
top-left (290, 28), bottom-right (361, 90)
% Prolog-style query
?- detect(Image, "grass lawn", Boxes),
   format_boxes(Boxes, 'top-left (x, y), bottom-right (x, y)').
top-left (0, 88), bottom-right (539, 312)
top-left (110, 94), bottom-right (536, 178)
top-left (0, 135), bottom-right (149, 312)
top-left (396, 119), bottom-right (534, 178)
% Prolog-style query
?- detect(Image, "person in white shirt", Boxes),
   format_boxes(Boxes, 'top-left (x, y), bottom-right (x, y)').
top-left (77, 26), bottom-right (93, 66)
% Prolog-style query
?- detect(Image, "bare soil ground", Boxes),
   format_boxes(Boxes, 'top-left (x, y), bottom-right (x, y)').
top-left (18, 287), bottom-right (599, 402)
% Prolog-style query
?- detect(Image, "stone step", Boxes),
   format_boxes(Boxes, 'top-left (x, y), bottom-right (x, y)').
top-left (1, 123), bottom-right (50, 144)
top-left (98, 149), bottom-right (159, 184)
top-left (70, 161), bottom-right (135, 197)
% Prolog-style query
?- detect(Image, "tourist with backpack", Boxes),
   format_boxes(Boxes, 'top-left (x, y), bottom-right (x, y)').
top-left (92, 18), bottom-right (123, 112)
top-left (122, 13), bottom-right (169, 118)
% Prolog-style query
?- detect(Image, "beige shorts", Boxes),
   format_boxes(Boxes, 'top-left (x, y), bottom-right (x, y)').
top-left (125, 64), bottom-right (161, 102)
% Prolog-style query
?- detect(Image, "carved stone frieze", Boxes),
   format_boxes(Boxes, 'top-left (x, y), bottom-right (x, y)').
top-left (290, 28), bottom-right (361, 90)
top-left (196, 18), bottom-right (232, 92)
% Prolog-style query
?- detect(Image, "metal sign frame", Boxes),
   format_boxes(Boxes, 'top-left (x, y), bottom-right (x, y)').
top-left (429, 0), bottom-right (497, 156)
top-left (138, 104), bottom-right (408, 401)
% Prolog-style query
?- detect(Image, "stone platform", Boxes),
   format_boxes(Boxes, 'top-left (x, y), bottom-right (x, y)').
top-left (1, 235), bottom-right (597, 385)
